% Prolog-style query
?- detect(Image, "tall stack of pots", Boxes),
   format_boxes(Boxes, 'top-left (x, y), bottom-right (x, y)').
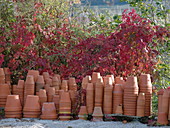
top-left (139, 74), bottom-right (152, 116)
top-left (123, 76), bottom-right (139, 116)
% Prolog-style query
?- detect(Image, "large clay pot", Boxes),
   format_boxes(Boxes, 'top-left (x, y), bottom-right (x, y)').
top-left (86, 83), bottom-right (94, 114)
top-left (5, 95), bottom-right (22, 111)
top-left (136, 93), bottom-right (145, 117)
top-left (23, 95), bottom-right (41, 118)
top-left (78, 106), bottom-right (88, 120)
top-left (103, 84), bottom-right (113, 114)
top-left (92, 107), bottom-right (103, 121)
top-left (40, 102), bottom-right (57, 120)
top-left (95, 78), bottom-right (104, 107)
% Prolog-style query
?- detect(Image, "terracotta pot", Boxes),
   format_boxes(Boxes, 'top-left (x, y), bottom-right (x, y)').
top-left (82, 76), bottom-right (91, 89)
top-left (47, 87), bottom-right (55, 102)
top-left (54, 74), bottom-right (61, 85)
top-left (17, 80), bottom-right (25, 88)
top-left (5, 95), bottom-right (22, 111)
top-left (45, 78), bottom-right (52, 87)
top-left (106, 74), bottom-right (115, 84)
top-left (113, 84), bottom-right (123, 113)
top-left (162, 89), bottom-right (169, 114)
top-left (69, 90), bottom-right (77, 113)
top-left (92, 107), bottom-right (103, 121)
top-left (12, 85), bottom-right (18, 95)
top-left (136, 93), bottom-right (145, 117)
top-left (103, 76), bottom-right (113, 87)
top-left (4, 68), bottom-right (11, 83)
top-left (86, 83), bottom-right (94, 114)
top-left (0, 68), bottom-right (5, 84)
top-left (36, 75), bottom-right (45, 92)
top-left (23, 95), bottom-right (40, 111)
top-left (27, 70), bottom-right (39, 82)
top-left (0, 84), bottom-right (11, 107)
top-left (78, 106), bottom-right (88, 120)
top-left (158, 89), bottom-right (164, 113)
top-left (115, 104), bottom-right (123, 114)
top-left (5, 114), bottom-right (22, 118)
top-left (38, 89), bottom-right (47, 106)
top-left (157, 112), bottom-right (168, 125)
top-left (103, 85), bottom-right (113, 114)
top-left (61, 80), bottom-right (68, 91)
top-left (68, 77), bottom-right (77, 91)
top-left (40, 102), bottom-right (57, 120)
top-left (95, 78), bottom-right (104, 107)
top-left (91, 72), bottom-right (101, 84)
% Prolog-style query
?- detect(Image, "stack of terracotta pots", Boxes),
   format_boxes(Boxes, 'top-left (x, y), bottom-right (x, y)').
top-left (12, 85), bottom-right (18, 95)
top-left (86, 83), bottom-right (94, 114)
top-left (0, 68), bottom-right (6, 84)
top-left (40, 102), bottom-right (57, 120)
top-left (5, 95), bottom-right (22, 118)
top-left (123, 76), bottom-right (139, 116)
top-left (136, 93), bottom-right (145, 117)
top-left (0, 84), bottom-right (11, 107)
top-left (4, 68), bottom-right (11, 85)
top-left (92, 107), bottom-right (103, 121)
top-left (91, 72), bottom-right (101, 84)
top-left (82, 76), bottom-right (91, 89)
top-left (103, 77), bottom-right (113, 114)
top-left (17, 80), bottom-right (25, 106)
top-left (47, 87), bottom-right (55, 102)
top-left (59, 92), bottom-right (72, 120)
top-left (95, 77), bottom-right (104, 108)
top-left (113, 84), bottom-right (123, 114)
top-left (44, 78), bottom-right (52, 91)
top-left (36, 75), bottom-right (45, 95)
top-left (78, 106), bottom-right (88, 120)
top-left (24, 75), bottom-right (35, 104)
top-left (139, 74), bottom-right (152, 116)
top-left (23, 95), bottom-right (41, 118)
top-left (38, 89), bottom-right (47, 106)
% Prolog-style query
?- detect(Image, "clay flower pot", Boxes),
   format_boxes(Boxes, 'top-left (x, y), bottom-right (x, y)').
top-left (4, 68), bottom-right (11, 83)
top-left (27, 70), bottom-right (39, 82)
top-left (82, 76), bottom-right (91, 89)
top-left (69, 90), bottom-right (77, 113)
top-left (91, 72), bottom-right (101, 84)
top-left (54, 74), bottom-right (61, 85)
top-left (103, 84), bottom-right (113, 114)
top-left (115, 77), bottom-right (124, 85)
top-left (61, 80), bottom-right (68, 91)
top-left (162, 89), bottom-right (169, 114)
top-left (5, 95), bottom-right (22, 111)
top-left (12, 85), bottom-right (18, 95)
top-left (157, 89), bottom-right (164, 114)
top-left (95, 78), bottom-right (104, 107)
top-left (47, 87), bottom-right (55, 102)
top-left (86, 83), bottom-right (94, 114)
top-left (0, 68), bottom-right (5, 84)
top-left (103, 76), bottom-right (113, 87)
top-left (53, 95), bottom-right (60, 113)
top-left (40, 102), bottom-right (57, 120)
top-left (0, 84), bottom-right (11, 107)
top-left (36, 75), bottom-right (45, 92)
top-left (78, 106), bottom-right (88, 120)
top-left (38, 89), bottom-right (47, 106)
top-left (92, 107), bottom-right (103, 121)
top-left (68, 77), bottom-right (77, 91)
top-left (106, 74), bottom-right (115, 84)
top-left (136, 93), bottom-right (145, 117)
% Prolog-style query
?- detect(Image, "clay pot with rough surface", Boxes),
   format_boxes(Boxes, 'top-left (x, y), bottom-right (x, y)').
top-left (86, 83), bottom-right (94, 114)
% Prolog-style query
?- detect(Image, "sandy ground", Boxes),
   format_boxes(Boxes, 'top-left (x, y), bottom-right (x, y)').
top-left (0, 118), bottom-right (169, 128)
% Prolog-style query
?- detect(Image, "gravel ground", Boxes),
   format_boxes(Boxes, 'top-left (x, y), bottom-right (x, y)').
top-left (0, 118), bottom-right (169, 128)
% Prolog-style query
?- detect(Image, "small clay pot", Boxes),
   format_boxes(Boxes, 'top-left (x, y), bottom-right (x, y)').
top-left (82, 76), bottom-right (91, 89)
top-left (78, 106), bottom-right (88, 120)
top-left (61, 80), bottom-right (68, 91)
top-left (103, 76), bottom-right (113, 87)
top-left (68, 77), bottom-right (77, 91)
top-left (27, 70), bottom-right (39, 82)
top-left (92, 107), bottom-right (103, 121)
top-left (91, 72), bottom-right (101, 84)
